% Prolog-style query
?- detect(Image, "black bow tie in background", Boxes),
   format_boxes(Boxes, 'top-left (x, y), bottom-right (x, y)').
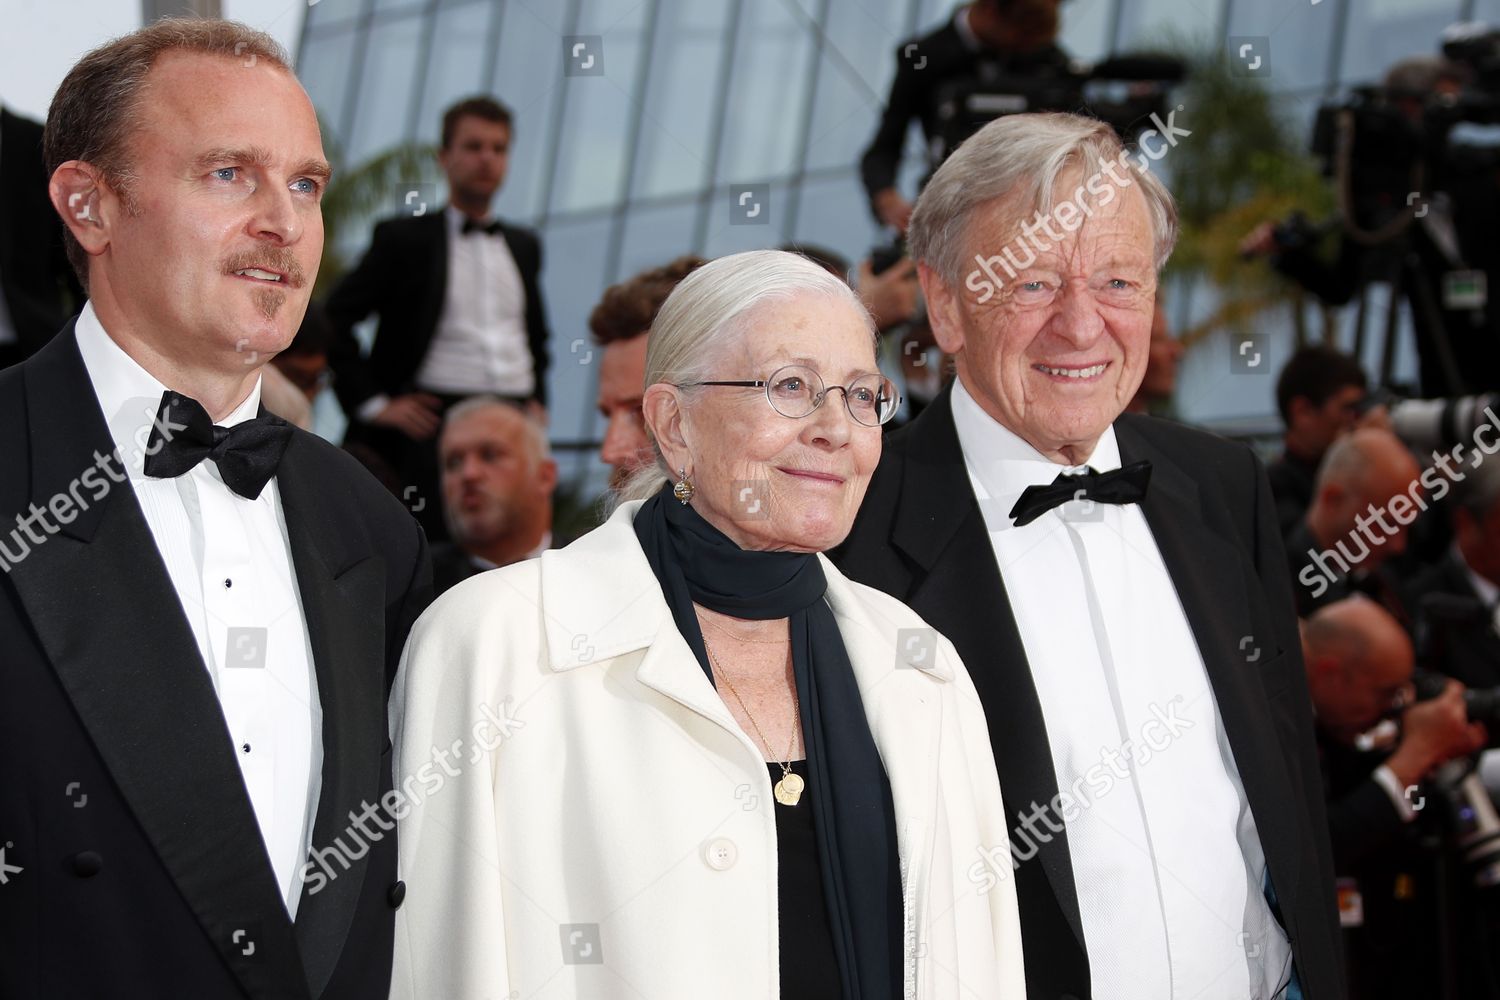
top-left (142, 390), bottom-right (293, 500)
top-left (1008, 459), bottom-right (1153, 527)
top-left (461, 217), bottom-right (504, 237)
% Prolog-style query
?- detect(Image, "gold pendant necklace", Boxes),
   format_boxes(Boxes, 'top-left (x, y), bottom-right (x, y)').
top-left (704, 637), bottom-right (804, 806)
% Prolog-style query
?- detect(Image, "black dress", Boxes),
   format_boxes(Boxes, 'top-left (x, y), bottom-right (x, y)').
top-left (772, 759), bottom-right (844, 998)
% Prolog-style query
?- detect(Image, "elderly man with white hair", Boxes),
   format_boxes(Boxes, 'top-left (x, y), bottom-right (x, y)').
top-left (835, 112), bottom-right (1344, 999)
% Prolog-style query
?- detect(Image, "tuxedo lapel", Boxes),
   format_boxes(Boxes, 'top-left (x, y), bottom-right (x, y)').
top-left (1116, 418), bottom-right (1307, 921)
top-left (276, 433), bottom-right (388, 999)
top-left (6, 329), bottom-right (309, 999)
top-left (415, 214), bottom-right (448, 362)
top-left (887, 385), bottom-right (1088, 954)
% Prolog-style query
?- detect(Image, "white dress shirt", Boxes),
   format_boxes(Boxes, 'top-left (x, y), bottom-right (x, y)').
top-left (75, 302), bottom-right (322, 919)
top-left (950, 376), bottom-right (1293, 999)
top-left (413, 206), bottom-right (533, 398)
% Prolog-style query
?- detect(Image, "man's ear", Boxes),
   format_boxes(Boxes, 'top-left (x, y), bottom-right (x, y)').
top-left (918, 261), bottom-right (967, 356)
top-left (642, 383), bottom-right (691, 478)
top-left (1287, 396), bottom-right (1312, 429)
top-left (48, 161), bottom-right (112, 259)
top-left (536, 456), bottom-right (559, 498)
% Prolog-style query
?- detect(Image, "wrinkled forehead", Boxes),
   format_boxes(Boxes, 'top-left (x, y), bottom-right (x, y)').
top-left (720, 293), bottom-right (879, 376)
top-left (967, 163), bottom-right (1155, 252)
top-left (130, 50), bottom-right (321, 160)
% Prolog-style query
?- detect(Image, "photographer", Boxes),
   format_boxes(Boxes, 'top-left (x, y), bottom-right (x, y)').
top-left (1306, 598), bottom-right (1484, 864)
top-left (1406, 444), bottom-right (1500, 691)
top-left (1241, 54), bottom-right (1500, 397)
top-left (859, 0), bottom-right (1071, 231)
top-left (1267, 345), bottom-right (1370, 539)
top-left (1287, 428), bottom-right (1423, 618)
top-left (1304, 597), bottom-right (1490, 999)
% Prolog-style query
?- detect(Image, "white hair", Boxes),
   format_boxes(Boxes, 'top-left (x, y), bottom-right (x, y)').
top-left (908, 111), bottom-right (1179, 286)
top-left (610, 249), bottom-right (873, 507)
top-left (441, 396), bottom-right (550, 468)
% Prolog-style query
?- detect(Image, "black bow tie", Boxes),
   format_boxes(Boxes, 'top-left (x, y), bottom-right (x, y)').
top-left (142, 390), bottom-right (293, 500)
top-left (461, 217), bottom-right (504, 237)
top-left (1008, 459), bottom-right (1153, 527)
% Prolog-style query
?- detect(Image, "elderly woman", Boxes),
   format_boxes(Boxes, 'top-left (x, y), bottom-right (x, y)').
top-left (389, 250), bottom-right (1024, 999)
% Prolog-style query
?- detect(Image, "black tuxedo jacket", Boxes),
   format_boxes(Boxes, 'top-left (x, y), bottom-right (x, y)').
top-left (0, 107), bottom-right (82, 357)
top-left (0, 324), bottom-right (433, 999)
top-left (832, 383), bottom-right (1345, 1000)
top-left (1406, 550), bottom-right (1500, 691)
top-left (325, 211), bottom-right (551, 410)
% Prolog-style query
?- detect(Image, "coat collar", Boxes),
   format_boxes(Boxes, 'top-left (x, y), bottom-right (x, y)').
top-left (539, 500), bottom-right (951, 679)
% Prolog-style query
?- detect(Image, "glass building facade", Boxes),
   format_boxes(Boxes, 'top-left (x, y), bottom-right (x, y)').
top-left (298, 0), bottom-right (1498, 491)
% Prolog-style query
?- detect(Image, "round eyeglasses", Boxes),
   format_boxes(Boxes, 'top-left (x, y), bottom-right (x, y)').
top-left (686, 364), bottom-right (901, 427)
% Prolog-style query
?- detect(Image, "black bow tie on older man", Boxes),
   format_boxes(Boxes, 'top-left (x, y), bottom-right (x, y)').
top-left (461, 217), bottom-right (505, 237)
top-left (1008, 459), bottom-right (1153, 527)
top-left (142, 390), bottom-right (293, 500)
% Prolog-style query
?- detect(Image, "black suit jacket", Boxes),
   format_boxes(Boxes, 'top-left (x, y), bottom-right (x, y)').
top-left (325, 211), bottom-right (551, 410)
top-left (0, 107), bottom-right (82, 357)
top-left (832, 383), bottom-right (1345, 1000)
top-left (430, 541), bottom-right (487, 596)
top-left (1406, 549), bottom-right (1500, 691)
top-left (1318, 738), bottom-right (1410, 871)
top-left (0, 325), bottom-right (433, 999)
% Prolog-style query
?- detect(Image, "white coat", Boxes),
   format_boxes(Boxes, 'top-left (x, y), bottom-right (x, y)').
top-left (388, 500), bottom-right (1025, 999)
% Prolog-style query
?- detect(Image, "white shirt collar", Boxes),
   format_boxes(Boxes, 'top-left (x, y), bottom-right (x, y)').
top-left (447, 204), bottom-right (497, 238)
top-left (950, 373), bottom-right (1122, 509)
top-left (73, 300), bottom-right (263, 480)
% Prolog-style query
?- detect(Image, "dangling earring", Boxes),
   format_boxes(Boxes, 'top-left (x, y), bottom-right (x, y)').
top-left (673, 467), bottom-right (695, 505)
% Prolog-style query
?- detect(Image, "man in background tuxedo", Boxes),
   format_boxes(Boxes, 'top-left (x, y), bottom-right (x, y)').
top-left (0, 102), bottom-right (82, 367)
top-left (327, 95), bottom-right (551, 537)
top-left (1287, 428), bottom-right (1421, 619)
top-left (834, 112), bottom-right (1344, 998)
top-left (1407, 452), bottom-right (1500, 691)
top-left (431, 396), bottom-right (556, 594)
top-left (0, 21), bottom-right (431, 1000)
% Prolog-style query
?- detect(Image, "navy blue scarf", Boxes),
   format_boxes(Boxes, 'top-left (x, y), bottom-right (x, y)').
top-left (633, 487), bottom-right (903, 999)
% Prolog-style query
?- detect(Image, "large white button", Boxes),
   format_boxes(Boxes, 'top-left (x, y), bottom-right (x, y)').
top-left (703, 838), bottom-right (738, 871)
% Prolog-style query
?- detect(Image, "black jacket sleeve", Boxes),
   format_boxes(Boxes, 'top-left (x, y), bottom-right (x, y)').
top-left (859, 42), bottom-right (925, 217)
top-left (325, 220), bottom-right (399, 417)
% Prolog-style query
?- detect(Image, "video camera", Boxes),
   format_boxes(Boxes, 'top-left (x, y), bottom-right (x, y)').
top-left (1306, 23), bottom-right (1500, 238)
top-left (929, 53), bottom-right (1187, 170)
top-left (1409, 670), bottom-right (1500, 888)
